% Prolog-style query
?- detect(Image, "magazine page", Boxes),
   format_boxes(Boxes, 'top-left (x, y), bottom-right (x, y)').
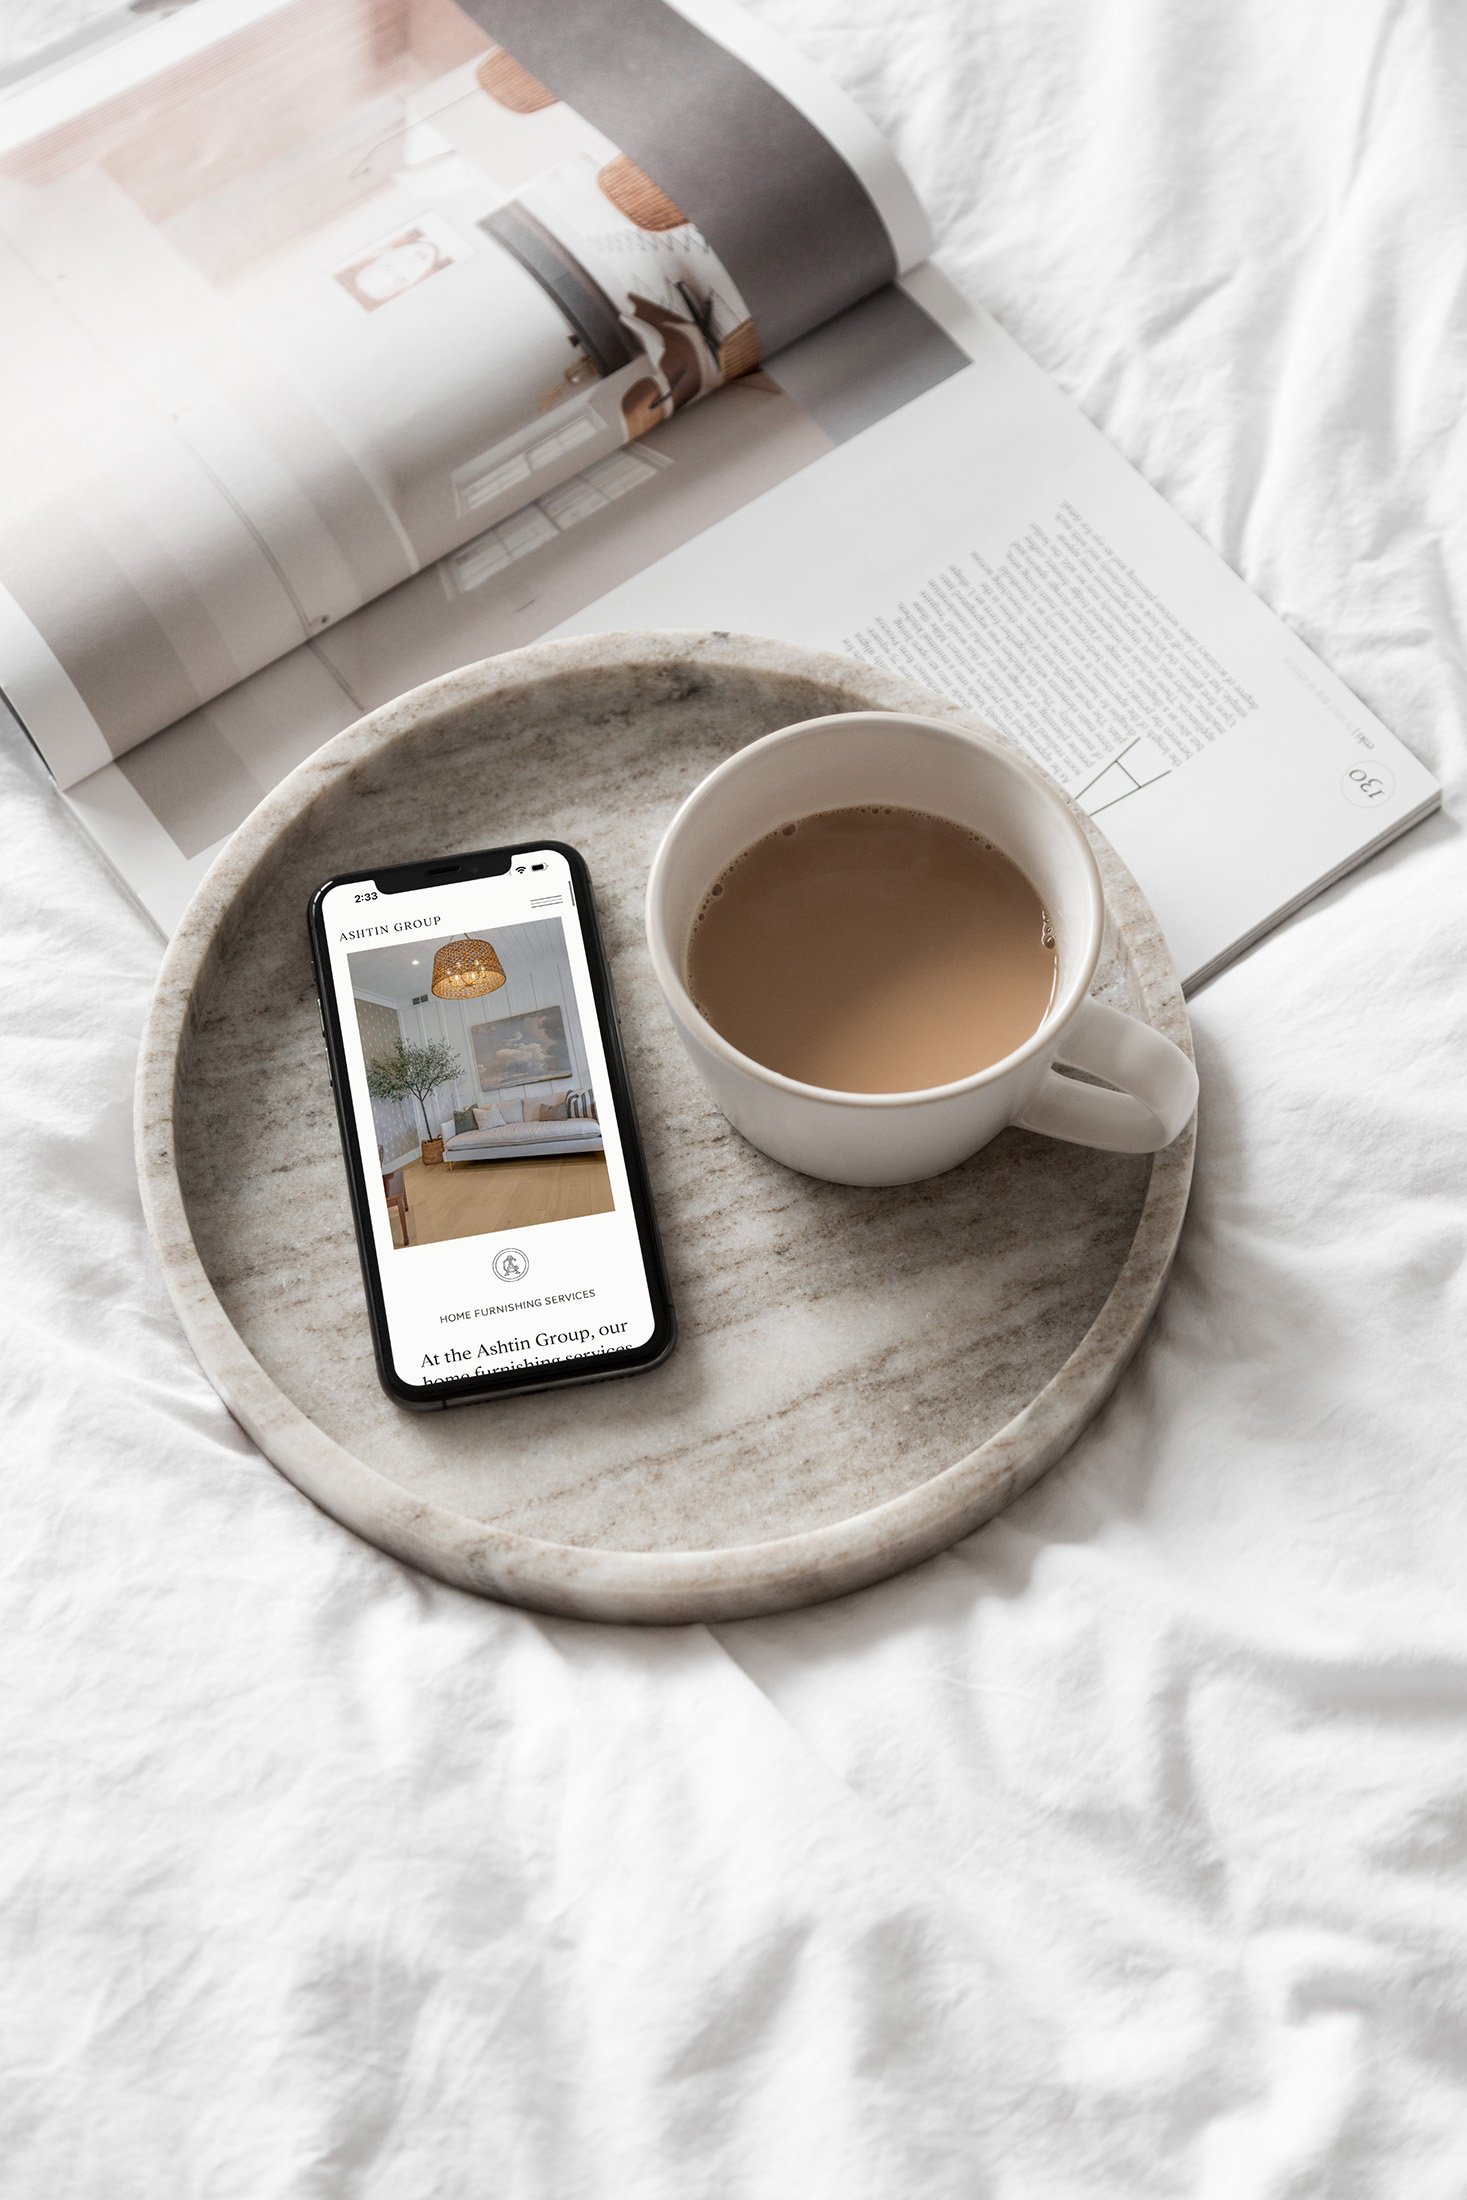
top-left (550, 270), bottom-right (1441, 989)
top-left (0, 0), bottom-right (928, 788)
top-left (59, 260), bottom-right (1439, 987)
top-left (61, 267), bottom-right (971, 928)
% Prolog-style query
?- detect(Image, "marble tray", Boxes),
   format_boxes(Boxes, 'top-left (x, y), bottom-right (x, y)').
top-left (136, 634), bottom-right (1194, 1624)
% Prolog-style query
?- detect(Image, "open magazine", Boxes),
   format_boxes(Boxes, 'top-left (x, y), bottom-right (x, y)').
top-left (0, 0), bottom-right (1439, 987)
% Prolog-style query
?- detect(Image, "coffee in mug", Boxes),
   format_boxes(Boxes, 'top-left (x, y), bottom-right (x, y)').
top-left (645, 710), bottom-right (1198, 1185)
top-left (686, 806), bottom-right (1058, 1093)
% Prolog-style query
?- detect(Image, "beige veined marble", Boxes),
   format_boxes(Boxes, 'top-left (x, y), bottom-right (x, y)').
top-left (135, 633), bottom-right (1195, 1624)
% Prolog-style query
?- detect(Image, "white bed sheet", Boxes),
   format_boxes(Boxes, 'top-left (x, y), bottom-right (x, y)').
top-left (3, 0), bottom-right (1465, 2190)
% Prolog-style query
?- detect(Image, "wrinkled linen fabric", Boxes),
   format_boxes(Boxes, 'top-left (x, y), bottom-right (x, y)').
top-left (3, 0), bottom-right (1466, 2191)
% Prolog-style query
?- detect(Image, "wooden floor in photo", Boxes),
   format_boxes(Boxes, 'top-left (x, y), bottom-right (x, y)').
top-left (394, 1152), bottom-right (615, 1246)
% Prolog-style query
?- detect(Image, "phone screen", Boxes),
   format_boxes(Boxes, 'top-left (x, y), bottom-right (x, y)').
top-left (314, 845), bottom-right (672, 1403)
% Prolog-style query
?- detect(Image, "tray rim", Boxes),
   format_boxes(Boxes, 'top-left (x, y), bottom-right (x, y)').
top-left (135, 631), bottom-right (1195, 1624)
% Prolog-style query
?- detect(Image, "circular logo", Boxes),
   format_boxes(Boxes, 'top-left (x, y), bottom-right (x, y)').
top-left (1342, 763), bottom-right (1395, 809)
top-left (492, 1247), bottom-right (530, 1283)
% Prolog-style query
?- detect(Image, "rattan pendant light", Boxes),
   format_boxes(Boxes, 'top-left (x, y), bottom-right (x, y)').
top-left (431, 933), bottom-right (507, 999)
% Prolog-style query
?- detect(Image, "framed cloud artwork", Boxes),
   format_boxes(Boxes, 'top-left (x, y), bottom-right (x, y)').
top-left (472, 1006), bottom-right (572, 1089)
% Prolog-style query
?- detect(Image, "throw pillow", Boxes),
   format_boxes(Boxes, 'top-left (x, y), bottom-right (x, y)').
top-left (534, 1099), bottom-right (569, 1122)
top-left (473, 1103), bottom-right (506, 1131)
top-left (453, 1109), bottom-right (476, 1135)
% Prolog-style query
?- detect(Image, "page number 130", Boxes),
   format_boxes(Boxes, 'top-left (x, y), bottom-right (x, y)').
top-left (1342, 764), bottom-right (1395, 808)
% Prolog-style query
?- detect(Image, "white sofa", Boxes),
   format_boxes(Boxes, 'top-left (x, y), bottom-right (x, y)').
top-left (437, 1098), bottom-right (602, 1167)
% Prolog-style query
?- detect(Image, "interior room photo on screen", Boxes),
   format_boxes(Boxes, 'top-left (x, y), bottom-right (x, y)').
top-left (348, 915), bottom-right (610, 1249)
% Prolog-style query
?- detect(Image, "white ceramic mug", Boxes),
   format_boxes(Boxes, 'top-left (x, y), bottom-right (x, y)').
top-left (645, 711), bottom-right (1198, 1187)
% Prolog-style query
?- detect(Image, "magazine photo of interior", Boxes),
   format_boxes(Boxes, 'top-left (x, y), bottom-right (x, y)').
top-left (348, 915), bottom-right (613, 1246)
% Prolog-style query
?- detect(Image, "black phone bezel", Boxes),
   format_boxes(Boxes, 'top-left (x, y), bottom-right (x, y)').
top-left (308, 840), bottom-right (675, 1411)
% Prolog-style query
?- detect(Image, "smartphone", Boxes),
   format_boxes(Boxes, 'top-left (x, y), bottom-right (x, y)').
top-left (309, 841), bottom-right (674, 1409)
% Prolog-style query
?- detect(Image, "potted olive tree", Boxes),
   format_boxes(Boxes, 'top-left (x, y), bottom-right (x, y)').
top-left (365, 1037), bottom-right (464, 1167)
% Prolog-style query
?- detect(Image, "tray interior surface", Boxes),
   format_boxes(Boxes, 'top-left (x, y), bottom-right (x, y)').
top-left (173, 650), bottom-right (1161, 1557)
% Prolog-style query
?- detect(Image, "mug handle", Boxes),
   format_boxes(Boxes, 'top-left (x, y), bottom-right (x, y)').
top-left (1013, 999), bottom-right (1198, 1154)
